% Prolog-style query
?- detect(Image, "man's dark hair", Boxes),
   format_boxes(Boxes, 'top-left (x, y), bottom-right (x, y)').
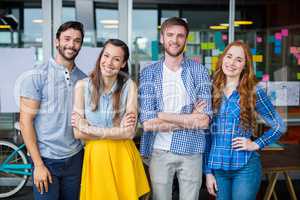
top-left (56, 21), bottom-right (84, 43)
top-left (160, 17), bottom-right (189, 36)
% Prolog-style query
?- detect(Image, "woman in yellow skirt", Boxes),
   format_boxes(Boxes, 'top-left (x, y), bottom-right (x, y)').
top-left (71, 39), bottom-right (150, 200)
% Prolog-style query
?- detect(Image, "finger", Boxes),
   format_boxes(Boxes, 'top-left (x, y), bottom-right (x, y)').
top-left (48, 172), bottom-right (53, 184)
top-left (232, 137), bottom-right (243, 142)
top-left (214, 181), bottom-right (218, 191)
top-left (44, 179), bottom-right (49, 193)
top-left (196, 101), bottom-right (206, 107)
top-left (39, 181), bottom-right (44, 194)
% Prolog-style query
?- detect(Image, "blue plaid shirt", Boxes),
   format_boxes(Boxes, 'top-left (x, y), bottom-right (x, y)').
top-left (204, 87), bottom-right (286, 174)
top-left (138, 57), bottom-right (212, 157)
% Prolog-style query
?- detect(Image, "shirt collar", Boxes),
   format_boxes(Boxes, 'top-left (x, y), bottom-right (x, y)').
top-left (159, 54), bottom-right (188, 69)
top-left (49, 58), bottom-right (78, 73)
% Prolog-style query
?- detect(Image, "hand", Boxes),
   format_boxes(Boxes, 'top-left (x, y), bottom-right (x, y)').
top-left (120, 112), bottom-right (136, 128)
top-left (206, 174), bottom-right (218, 196)
top-left (232, 137), bottom-right (259, 151)
top-left (33, 164), bottom-right (53, 194)
top-left (192, 100), bottom-right (206, 114)
top-left (71, 112), bottom-right (89, 132)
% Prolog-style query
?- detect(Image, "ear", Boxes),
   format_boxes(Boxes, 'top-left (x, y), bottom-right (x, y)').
top-left (55, 38), bottom-right (59, 48)
top-left (120, 61), bottom-right (126, 69)
top-left (160, 33), bottom-right (163, 44)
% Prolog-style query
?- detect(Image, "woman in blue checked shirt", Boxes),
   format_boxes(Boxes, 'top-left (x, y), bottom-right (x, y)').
top-left (204, 40), bottom-right (286, 200)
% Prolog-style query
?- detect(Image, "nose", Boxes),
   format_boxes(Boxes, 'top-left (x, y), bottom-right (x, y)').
top-left (228, 58), bottom-right (235, 65)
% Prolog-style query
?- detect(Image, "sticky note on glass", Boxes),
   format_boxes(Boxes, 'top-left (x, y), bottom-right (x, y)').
top-left (290, 47), bottom-right (297, 54)
top-left (207, 42), bottom-right (216, 49)
top-left (256, 36), bottom-right (263, 43)
top-left (253, 55), bottom-right (263, 62)
top-left (275, 33), bottom-right (282, 40)
top-left (262, 74), bottom-right (270, 81)
top-left (212, 56), bottom-right (218, 64)
top-left (205, 63), bottom-right (212, 71)
top-left (267, 36), bottom-right (275, 43)
top-left (205, 56), bottom-right (212, 64)
top-left (201, 43), bottom-right (208, 50)
top-left (187, 33), bottom-right (195, 43)
top-left (251, 48), bottom-right (257, 55)
top-left (274, 46), bottom-right (281, 54)
top-left (222, 34), bottom-right (228, 41)
top-left (275, 40), bottom-right (281, 47)
top-left (212, 49), bottom-right (220, 56)
top-left (297, 73), bottom-right (300, 80)
top-left (281, 29), bottom-right (289, 37)
top-left (256, 70), bottom-right (263, 78)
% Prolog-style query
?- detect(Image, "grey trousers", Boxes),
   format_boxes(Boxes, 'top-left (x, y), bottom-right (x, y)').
top-left (149, 149), bottom-right (203, 200)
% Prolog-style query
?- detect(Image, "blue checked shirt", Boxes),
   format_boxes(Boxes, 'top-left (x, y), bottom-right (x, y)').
top-left (204, 87), bottom-right (286, 174)
top-left (138, 57), bottom-right (212, 157)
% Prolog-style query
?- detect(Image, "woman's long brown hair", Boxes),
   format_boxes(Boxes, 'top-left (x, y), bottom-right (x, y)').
top-left (89, 39), bottom-right (129, 125)
top-left (212, 40), bottom-right (258, 132)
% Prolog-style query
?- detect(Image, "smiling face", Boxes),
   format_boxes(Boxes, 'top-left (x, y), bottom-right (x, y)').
top-left (55, 28), bottom-right (82, 61)
top-left (99, 43), bottom-right (126, 78)
top-left (160, 25), bottom-right (187, 57)
top-left (221, 45), bottom-right (246, 80)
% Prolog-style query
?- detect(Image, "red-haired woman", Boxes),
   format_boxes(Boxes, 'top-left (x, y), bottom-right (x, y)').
top-left (204, 41), bottom-right (286, 200)
top-left (71, 39), bottom-right (150, 199)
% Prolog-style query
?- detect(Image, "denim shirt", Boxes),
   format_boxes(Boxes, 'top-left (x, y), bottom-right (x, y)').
top-left (83, 78), bottom-right (131, 127)
top-left (19, 58), bottom-right (86, 159)
top-left (204, 87), bottom-right (286, 173)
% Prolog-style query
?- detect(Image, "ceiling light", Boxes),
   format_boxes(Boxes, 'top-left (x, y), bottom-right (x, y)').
top-left (209, 25), bottom-right (228, 30)
top-left (235, 20), bottom-right (253, 25)
top-left (104, 24), bottom-right (118, 29)
top-left (220, 23), bottom-right (240, 27)
top-left (0, 25), bottom-right (11, 29)
top-left (100, 20), bottom-right (119, 25)
top-left (32, 19), bottom-right (43, 24)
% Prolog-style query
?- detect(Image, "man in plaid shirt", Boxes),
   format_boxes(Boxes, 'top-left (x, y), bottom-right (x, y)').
top-left (138, 17), bottom-right (212, 200)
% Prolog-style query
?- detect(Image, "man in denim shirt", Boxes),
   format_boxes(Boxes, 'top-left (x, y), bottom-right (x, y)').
top-left (19, 21), bottom-right (86, 200)
top-left (139, 17), bottom-right (212, 200)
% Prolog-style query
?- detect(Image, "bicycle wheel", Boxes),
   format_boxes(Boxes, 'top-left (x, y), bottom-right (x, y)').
top-left (0, 141), bottom-right (29, 198)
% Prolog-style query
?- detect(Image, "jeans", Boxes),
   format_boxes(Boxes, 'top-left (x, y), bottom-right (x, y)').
top-left (149, 149), bottom-right (203, 200)
top-left (214, 152), bottom-right (262, 200)
top-left (32, 149), bottom-right (84, 200)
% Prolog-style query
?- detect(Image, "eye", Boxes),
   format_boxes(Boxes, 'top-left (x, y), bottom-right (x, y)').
top-left (114, 58), bottom-right (121, 62)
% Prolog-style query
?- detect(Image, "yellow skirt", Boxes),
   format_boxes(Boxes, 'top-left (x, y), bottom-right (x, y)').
top-left (80, 139), bottom-right (150, 200)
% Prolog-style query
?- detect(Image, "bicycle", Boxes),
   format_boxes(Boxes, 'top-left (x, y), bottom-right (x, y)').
top-left (0, 122), bottom-right (32, 198)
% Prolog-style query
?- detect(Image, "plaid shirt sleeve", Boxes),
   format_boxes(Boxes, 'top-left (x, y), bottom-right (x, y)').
top-left (203, 128), bottom-right (212, 174)
top-left (254, 87), bottom-right (287, 149)
top-left (138, 66), bottom-right (158, 123)
top-left (195, 65), bottom-right (213, 119)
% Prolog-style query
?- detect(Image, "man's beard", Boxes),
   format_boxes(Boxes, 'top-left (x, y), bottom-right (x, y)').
top-left (57, 45), bottom-right (79, 61)
top-left (163, 44), bottom-right (185, 57)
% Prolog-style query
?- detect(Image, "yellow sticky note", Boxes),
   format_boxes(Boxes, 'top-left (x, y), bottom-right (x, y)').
top-left (212, 56), bottom-right (218, 64)
top-left (297, 73), bottom-right (300, 80)
top-left (187, 33), bottom-right (195, 43)
top-left (201, 43), bottom-right (208, 50)
top-left (253, 55), bottom-right (263, 62)
top-left (212, 62), bottom-right (217, 71)
top-left (208, 42), bottom-right (216, 49)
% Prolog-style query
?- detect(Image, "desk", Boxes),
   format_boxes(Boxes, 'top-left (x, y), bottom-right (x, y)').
top-left (261, 144), bottom-right (300, 200)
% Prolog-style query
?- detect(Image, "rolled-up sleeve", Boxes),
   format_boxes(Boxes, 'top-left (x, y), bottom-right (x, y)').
top-left (19, 69), bottom-right (43, 101)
